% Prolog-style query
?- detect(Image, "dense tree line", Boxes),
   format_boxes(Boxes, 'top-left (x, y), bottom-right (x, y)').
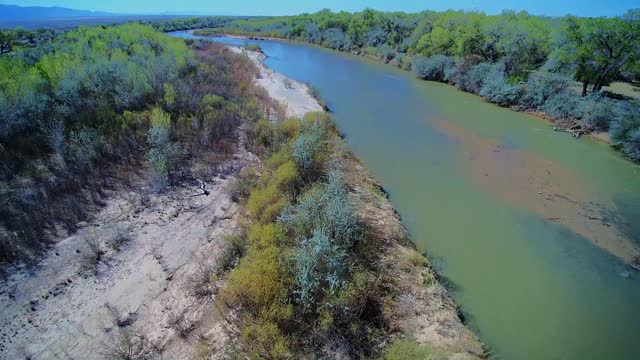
top-left (0, 24), bottom-right (270, 264)
top-left (0, 27), bottom-right (57, 54)
top-left (185, 9), bottom-right (640, 161)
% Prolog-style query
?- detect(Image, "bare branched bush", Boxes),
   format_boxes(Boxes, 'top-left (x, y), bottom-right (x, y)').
top-left (110, 227), bottom-right (132, 252)
top-left (84, 236), bottom-right (103, 261)
top-left (187, 258), bottom-right (216, 297)
top-left (167, 309), bottom-right (195, 339)
top-left (101, 330), bottom-right (151, 360)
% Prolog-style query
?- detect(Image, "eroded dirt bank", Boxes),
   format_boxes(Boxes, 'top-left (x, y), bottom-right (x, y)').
top-left (0, 129), bottom-right (259, 359)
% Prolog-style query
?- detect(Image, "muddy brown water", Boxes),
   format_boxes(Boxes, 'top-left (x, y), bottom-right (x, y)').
top-left (171, 32), bottom-right (640, 360)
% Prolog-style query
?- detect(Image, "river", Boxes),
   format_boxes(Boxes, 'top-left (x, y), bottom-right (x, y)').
top-left (170, 31), bottom-right (640, 360)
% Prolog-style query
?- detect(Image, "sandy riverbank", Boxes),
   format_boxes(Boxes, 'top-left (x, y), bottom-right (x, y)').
top-left (228, 46), bottom-right (323, 118)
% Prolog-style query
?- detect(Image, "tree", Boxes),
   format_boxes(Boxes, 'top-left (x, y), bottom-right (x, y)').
top-left (0, 29), bottom-right (15, 54)
top-left (559, 11), bottom-right (640, 95)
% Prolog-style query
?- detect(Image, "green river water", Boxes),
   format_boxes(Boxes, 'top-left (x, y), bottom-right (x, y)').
top-left (172, 32), bottom-right (640, 360)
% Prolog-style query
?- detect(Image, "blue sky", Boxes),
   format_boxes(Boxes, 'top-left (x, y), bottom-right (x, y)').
top-left (2, 0), bottom-right (638, 17)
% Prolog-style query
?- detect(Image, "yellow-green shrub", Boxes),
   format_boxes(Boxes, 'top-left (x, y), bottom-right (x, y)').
top-left (248, 223), bottom-right (285, 249)
top-left (221, 246), bottom-right (292, 314)
top-left (382, 338), bottom-right (433, 360)
top-left (247, 182), bottom-right (289, 223)
top-left (248, 154), bottom-right (302, 223)
top-left (264, 147), bottom-right (293, 171)
top-left (302, 111), bottom-right (335, 132)
top-left (241, 319), bottom-right (292, 360)
top-left (272, 160), bottom-right (301, 194)
top-left (278, 118), bottom-right (302, 139)
top-left (253, 118), bottom-right (275, 149)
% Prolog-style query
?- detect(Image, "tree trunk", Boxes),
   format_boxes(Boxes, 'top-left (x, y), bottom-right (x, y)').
top-left (581, 81), bottom-right (589, 97)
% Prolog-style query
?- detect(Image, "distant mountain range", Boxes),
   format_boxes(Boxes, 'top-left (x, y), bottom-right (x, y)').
top-left (0, 4), bottom-right (239, 29)
top-left (0, 4), bottom-right (118, 21)
top-left (0, 4), bottom-right (237, 21)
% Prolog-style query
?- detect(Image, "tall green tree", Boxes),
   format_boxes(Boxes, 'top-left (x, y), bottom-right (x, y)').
top-left (559, 11), bottom-right (640, 96)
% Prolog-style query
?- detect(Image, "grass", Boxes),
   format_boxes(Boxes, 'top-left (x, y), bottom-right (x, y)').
top-left (604, 81), bottom-right (640, 100)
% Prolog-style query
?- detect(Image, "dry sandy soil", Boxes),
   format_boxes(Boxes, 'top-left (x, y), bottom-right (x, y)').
top-left (0, 128), bottom-right (259, 359)
top-left (228, 46), bottom-right (323, 118)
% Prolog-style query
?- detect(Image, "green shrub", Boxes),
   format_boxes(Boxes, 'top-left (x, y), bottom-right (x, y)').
top-left (221, 245), bottom-right (292, 314)
top-left (146, 107), bottom-right (182, 191)
top-left (272, 160), bottom-right (302, 194)
top-left (247, 182), bottom-right (290, 223)
top-left (412, 55), bottom-right (455, 82)
top-left (252, 118), bottom-right (276, 149)
top-left (610, 101), bottom-right (640, 161)
top-left (248, 223), bottom-right (285, 249)
top-left (279, 170), bottom-right (360, 248)
top-left (292, 229), bottom-right (347, 306)
top-left (278, 118), bottom-right (302, 140)
top-left (292, 121), bottom-right (328, 181)
top-left (382, 338), bottom-right (433, 360)
top-left (264, 147), bottom-right (294, 171)
top-left (247, 157), bottom-right (302, 222)
top-left (520, 71), bottom-right (573, 110)
top-left (240, 319), bottom-right (292, 360)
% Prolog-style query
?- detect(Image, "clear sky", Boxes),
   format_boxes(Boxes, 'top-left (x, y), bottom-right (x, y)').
top-left (2, 0), bottom-right (638, 17)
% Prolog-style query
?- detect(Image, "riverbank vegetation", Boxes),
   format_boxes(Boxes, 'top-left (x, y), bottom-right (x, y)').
top-left (0, 23), bottom-right (275, 264)
top-left (220, 111), bottom-right (483, 359)
top-left (187, 9), bottom-right (640, 161)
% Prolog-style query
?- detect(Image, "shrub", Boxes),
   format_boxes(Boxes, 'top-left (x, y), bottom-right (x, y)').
top-left (279, 170), bottom-right (359, 248)
top-left (412, 55), bottom-right (455, 82)
top-left (68, 127), bottom-right (100, 171)
top-left (541, 92), bottom-right (584, 121)
top-left (478, 64), bottom-right (524, 106)
top-left (382, 338), bottom-right (433, 360)
top-left (228, 167), bottom-right (259, 202)
top-left (457, 62), bottom-right (493, 94)
top-left (240, 320), bottom-right (292, 360)
top-left (292, 229), bottom-right (347, 306)
top-left (264, 147), bottom-right (294, 170)
top-left (292, 121), bottom-right (327, 180)
top-left (519, 71), bottom-right (573, 110)
top-left (443, 56), bottom-right (480, 86)
top-left (246, 182), bottom-right (290, 223)
top-left (610, 101), bottom-right (640, 161)
top-left (248, 223), bottom-right (285, 249)
top-left (579, 94), bottom-right (616, 131)
top-left (395, 53), bottom-right (413, 71)
top-left (252, 119), bottom-right (275, 149)
top-left (198, 94), bottom-right (239, 143)
top-left (221, 246), bottom-right (292, 314)
top-left (375, 44), bottom-right (396, 62)
top-left (322, 28), bottom-right (347, 50)
top-left (272, 160), bottom-right (302, 194)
